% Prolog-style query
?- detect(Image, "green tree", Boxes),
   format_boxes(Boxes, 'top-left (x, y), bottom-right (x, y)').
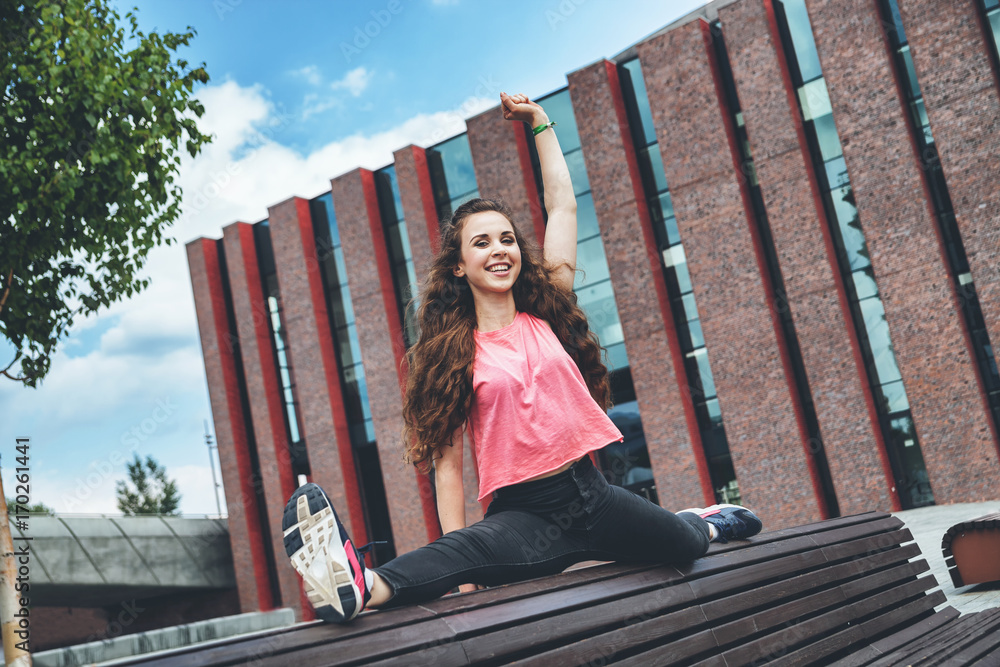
top-left (4, 498), bottom-right (54, 514)
top-left (1, 0), bottom-right (212, 386)
top-left (116, 454), bottom-right (181, 515)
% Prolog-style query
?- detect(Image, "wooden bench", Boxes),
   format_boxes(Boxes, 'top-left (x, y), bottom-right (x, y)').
top-left (942, 512), bottom-right (1000, 588)
top-left (113, 512), bottom-right (1000, 666)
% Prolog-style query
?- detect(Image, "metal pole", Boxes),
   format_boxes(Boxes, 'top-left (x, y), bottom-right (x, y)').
top-left (0, 457), bottom-right (31, 665)
top-left (205, 420), bottom-right (223, 516)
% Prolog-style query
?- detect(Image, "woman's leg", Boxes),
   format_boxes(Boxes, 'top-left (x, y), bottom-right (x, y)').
top-left (587, 481), bottom-right (712, 564)
top-left (373, 504), bottom-right (590, 608)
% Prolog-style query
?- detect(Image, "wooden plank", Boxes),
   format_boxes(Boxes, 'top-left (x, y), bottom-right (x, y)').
top-left (110, 604), bottom-right (436, 666)
top-left (715, 575), bottom-right (937, 666)
top-left (250, 616), bottom-right (460, 666)
top-left (457, 582), bottom-right (701, 664)
top-left (698, 542), bottom-right (920, 621)
top-left (491, 536), bottom-right (917, 666)
top-left (627, 562), bottom-right (934, 667)
top-left (905, 608), bottom-right (1000, 667)
top-left (941, 609), bottom-right (1000, 666)
top-left (865, 606), bottom-right (1000, 667)
top-left (828, 605), bottom-right (959, 666)
top-left (772, 591), bottom-right (945, 667)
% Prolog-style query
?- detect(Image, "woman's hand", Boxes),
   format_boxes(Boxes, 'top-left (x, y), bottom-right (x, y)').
top-left (501, 91), bottom-right (548, 127)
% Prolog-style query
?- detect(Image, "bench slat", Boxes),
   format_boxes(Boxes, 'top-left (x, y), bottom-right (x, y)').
top-left (828, 605), bottom-right (960, 666)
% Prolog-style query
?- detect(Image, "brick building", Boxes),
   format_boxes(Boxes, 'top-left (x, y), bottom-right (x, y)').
top-left (188, 0), bottom-right (1000, 618)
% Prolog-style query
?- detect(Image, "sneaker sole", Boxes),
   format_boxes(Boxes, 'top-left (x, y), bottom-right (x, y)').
top-left (282, 484), bottom-right (361, 623)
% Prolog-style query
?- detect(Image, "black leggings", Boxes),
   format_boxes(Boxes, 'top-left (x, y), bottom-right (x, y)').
top-left (374, 456), bottom-right (711, 607)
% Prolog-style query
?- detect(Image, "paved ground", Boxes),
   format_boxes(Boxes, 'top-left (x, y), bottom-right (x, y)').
top-left (893, 501), bottom-right (1000, 615)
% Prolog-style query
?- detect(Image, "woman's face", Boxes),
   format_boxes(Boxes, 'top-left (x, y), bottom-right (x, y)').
top-left (452, 211), bottom-right (522, 299)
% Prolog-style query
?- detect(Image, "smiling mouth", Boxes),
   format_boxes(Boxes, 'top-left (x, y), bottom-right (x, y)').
top-left (487, 264), bottom-right (511, 273)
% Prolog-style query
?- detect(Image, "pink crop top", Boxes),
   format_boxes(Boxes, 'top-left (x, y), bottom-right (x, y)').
top-left (467, 311), bottom-right (623, 501)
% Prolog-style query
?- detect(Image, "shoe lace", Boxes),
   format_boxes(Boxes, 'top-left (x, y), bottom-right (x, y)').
top-left (712, 514), bottom-right (746, 542)
top-left (356, 540), bottom-right (388, 557)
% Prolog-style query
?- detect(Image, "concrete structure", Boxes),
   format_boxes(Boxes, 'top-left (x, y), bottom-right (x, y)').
top-left (188, 0), bottom-right (1000, 619)
top-left (18, 516), bottom-right (240, 652)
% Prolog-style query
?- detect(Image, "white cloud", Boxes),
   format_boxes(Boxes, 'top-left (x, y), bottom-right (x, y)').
top-left (290, 64), bottom-right (322, 87)
top-left (330, 66), bottom-right (372, 97)
top-left (0, 80), bottom-right (494, 516)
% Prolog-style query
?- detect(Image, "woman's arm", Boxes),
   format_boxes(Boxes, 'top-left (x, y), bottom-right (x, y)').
top-left (500, 91), bottom-right (577, 292)
top-left (434, 426), bottom-right (467, 535)
top-left (435, 427), bottom-right (482, 593)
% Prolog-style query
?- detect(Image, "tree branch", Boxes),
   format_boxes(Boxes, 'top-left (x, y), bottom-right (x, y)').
top-left (0, 368), bottom-right (26, 382)
top-left (0, 268), bottom-right (11, 316)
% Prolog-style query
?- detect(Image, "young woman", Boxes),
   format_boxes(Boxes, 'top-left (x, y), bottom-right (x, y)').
top-left (283, 92), bottom-right (762, 624)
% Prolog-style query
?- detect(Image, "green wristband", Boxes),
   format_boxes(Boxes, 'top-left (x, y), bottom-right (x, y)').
top-left (532, 120), bottom-right (557, 136)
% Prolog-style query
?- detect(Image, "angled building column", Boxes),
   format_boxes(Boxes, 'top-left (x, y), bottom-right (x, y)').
top-left (638, 19), bottom-right (822, 527)
top-left (567, 59), bottom-right (713, 510)
top-left (393, 145), bottom-right (485, 524)
top-left (806, 0), bottom-right (1000, 502)
top-left (267, 197), bottom-right (368, 545)
top-left (900, 0), bottom-right (1000, 447)
top-left (394, 145), bottom-right (441, 280)
top-left (331, 168), bottom-right (439, 554)
top-left (221, 222), bottom-right (306, 619)
top-left (719, 0), bottom-right (895, 513)
top-left (466, 107), bottom-right (546, 243)
top-left (187, 237), bottom-right (272, 613)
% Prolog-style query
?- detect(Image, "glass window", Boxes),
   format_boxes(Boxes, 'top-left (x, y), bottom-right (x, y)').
top-left (605, 341), bottom-right (629, 372)
top-left (663, 215), bottom-right (680, 247)
top-left (643, 146), bottom-right (669, 194)
top-left (858, 297), bottom-right (903, 385)
top-left (577, 280), bottom-right (621, 345)
top-left (428, 134), bottom-right (478, 213)
top-left (780, 0), bottom-right (824, 82)
top-left (824, 156), bottom-right (849, 189)
top-left (664, 245), bottom-right (693, 294)
top-left (880, 379), bottom-right (909, 413)
top-left (576, 192), bottom-right (600, 241)
top-left (687, 318), bottom-right (705, 349)
top-left (564, 149), bottom-right (591, 196)
top-left (536, 89), bottom-right (582, 153)
top-left (688, 348), bottom-right (717, 399)
top-left (851, 267), bottom-right (879, 300)
top-left (798, 78), bottom-right (832, 121)
top-left (574, 235), bottom-right (612, 288)
top-left (622, 59), bottom-right (657, 146)
top-left (900, 46), bottom-right (920, 94)
top-left (812, 113), bottom-right (844, 161)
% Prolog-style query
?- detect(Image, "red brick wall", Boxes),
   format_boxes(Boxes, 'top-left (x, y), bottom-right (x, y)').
top-left (394, 145), bottom-right (441, 278)
top-left (806, 0), bottom-right (1000, 502)
top-left (638, 19), bottom-right (822, 528)
top-left (330, 169), bottom-right (439, 553)
top-left (719, 0), bottom-right (895, 513)
top-left (900, 0), bottom-right (1000, 453)
top-left (186, 238), bottom-right (269, 612)
top-left (466, 106), bottom-right (546, 243)
top-left (568, 59), bottom-right (713, 510)
top-left (267, 197), bottom-right (368, 544)
top-left (220, 222), bottom-right (305, 618)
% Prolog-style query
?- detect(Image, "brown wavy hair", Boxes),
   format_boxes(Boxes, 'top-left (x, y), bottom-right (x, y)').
top-left (401, 198), bottom-right (611, 472)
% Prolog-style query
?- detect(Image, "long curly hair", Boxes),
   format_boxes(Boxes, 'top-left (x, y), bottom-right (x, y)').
top-left (402, 198), bottom-right (611, 472)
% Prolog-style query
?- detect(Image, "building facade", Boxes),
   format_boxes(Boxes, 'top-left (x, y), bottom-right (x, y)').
top-left (188, 0), bottom-right (1000, 618)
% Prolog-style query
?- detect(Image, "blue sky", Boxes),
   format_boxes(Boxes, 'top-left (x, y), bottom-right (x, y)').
top-left (0, 0), bottom-right (705, 515)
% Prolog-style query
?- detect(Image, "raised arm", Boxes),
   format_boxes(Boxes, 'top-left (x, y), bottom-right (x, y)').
top-left (500, 91), bottom-right (577, 292)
